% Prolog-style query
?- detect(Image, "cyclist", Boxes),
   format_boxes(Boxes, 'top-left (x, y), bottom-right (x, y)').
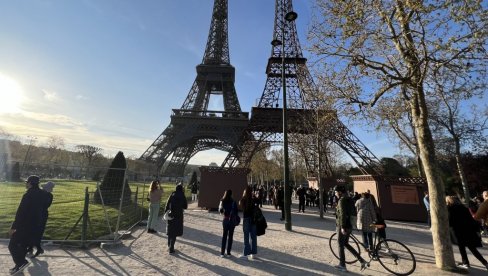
top-left (334, 185), bottom-right (367, 272)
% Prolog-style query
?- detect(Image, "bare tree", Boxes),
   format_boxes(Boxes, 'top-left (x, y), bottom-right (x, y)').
top-left (309, 0), bottom-right (487, 269)
top-left (75, 144), bottom-right (103, 177)
top-left (46, 135), bottom-right (65, 163)
top-left (428, 66), bottom-right (488, 203)
top-left (374, 97), bottom-right (424, 176)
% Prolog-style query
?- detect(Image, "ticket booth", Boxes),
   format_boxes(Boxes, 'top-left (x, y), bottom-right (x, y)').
top-left (351, 175), bottom-right (428, 222)
top-left (198, 166), bottom-right (249, 210)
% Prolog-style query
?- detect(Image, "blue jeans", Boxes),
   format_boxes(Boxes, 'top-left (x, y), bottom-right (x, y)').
top-left (147, 203), bottom-right (160, 229)
top-left (221, 219), bottom-right (235, 255)
top-left (243, 217), bottom-right (257, 255)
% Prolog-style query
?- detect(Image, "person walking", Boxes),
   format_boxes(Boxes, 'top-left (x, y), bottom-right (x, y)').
top-left (423, 191), bottom-right (431, 228)
top-left (446, 195), bottom-right (488, 271)
top-left (277, 185), bottom-right (285, 220)
top-left (8, 175), bottom-right (46, 275)
top-left (334, 185), bottom-right (366, 272)
top-left (28, 181), bottom-right (54, 258)
top-left (355, 193), bottom-right (376, 251)
top-left (239, 185), bottom-right (258, 260)
top-left (190, 182), bottom-right (198, 202)
top-left (296, 185), bottom-right (306, 213)
top-left (164, 184), bottom-right (187, 254)
top-left (218, 189), bottom-right (238, 257)
top-left (147, 180), bottom-right (163, 234)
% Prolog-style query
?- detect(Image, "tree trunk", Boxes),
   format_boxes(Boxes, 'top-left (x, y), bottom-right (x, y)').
top-left (454, 138), bottom-right (470, 204)
top-left (410, 91), bottom-right (456, 269)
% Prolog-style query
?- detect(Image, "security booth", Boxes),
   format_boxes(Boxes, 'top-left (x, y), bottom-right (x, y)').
top-left (351, 175), bottom-right (428, 222)
top-left (198, 166), bottom-right (250, 210)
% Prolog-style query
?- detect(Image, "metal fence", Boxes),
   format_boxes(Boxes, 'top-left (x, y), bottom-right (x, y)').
top-left (0, 163), bottom-right (159, 248)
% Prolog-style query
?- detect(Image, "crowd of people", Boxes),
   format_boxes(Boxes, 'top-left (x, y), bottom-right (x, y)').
top-left (8, 175), bottom-right (488, 274)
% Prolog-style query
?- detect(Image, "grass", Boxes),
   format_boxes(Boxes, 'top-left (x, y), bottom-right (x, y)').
top-left (0, 180), bottom-right (188, 241)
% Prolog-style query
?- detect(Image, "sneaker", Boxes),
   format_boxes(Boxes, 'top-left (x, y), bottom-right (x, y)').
top-left (33, 248), bottom-right (44, 258)
top-left (9, 266), bottom-right (18, 275)
top-left (334, 265), bottom-right (347, 272)
top-left (220, 254), bottom-right (225, 258)
top-left (26, 248), bottom-right (33, 258)
top-left (360, 261), bottom-right (368, 271)
top-left (238, 254), bottom-right (248, 260)
top-left (10, 261), bottom-right (29, 275)
top-left (226, 253), bottom-right (232, 257)
top-left (457, 263), bottom-right (469, 269)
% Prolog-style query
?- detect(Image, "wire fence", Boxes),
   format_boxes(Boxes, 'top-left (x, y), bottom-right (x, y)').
top-left (0, 162), bottom-right (176, 248)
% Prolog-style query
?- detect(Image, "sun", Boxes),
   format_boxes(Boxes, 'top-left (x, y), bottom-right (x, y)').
top-left (0, 73), bottom-right (23, 114)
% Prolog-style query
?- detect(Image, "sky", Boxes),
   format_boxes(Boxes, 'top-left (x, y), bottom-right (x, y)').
top-left (0, 0), bottom-right (397, 165)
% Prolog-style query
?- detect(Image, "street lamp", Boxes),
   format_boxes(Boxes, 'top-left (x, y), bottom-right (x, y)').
top-left (271, 9), bottom-right (297, 231)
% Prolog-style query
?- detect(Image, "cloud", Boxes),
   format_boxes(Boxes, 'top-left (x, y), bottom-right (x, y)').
top-left (22, 111), bottom-right (85, 128)
top-left (42, 89), bottom-right (61, 102)
top-left (76, 94), bottom-right (89, 100)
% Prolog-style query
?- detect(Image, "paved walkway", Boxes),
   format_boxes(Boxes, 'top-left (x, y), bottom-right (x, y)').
top-left (1, 201), bottom-right (487, 275)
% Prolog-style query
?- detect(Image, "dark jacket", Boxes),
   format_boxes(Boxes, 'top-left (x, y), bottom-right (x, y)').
top-left (448, 203), bottom-right (482, 247)
top-left (11, 187), bottom-right (46, 243)
top-left (220, 199), bottom-right (238, 219)
top-left (165, 189), bottom-right (188, 237)
top-left (336, 195), bottom-right (354, 229)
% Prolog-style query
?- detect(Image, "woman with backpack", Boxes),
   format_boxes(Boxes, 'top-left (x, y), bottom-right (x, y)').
top-left (218, 189), bottom-right (238, 258)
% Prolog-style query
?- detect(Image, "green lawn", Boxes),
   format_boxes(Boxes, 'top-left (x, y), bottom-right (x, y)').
top-left (0, 180), bottom-right (187, 240)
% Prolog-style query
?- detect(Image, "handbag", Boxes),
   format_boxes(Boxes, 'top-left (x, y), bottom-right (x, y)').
top-left (232, 215), bottom-right (241, 226)
top-left (163, 210), bottom-right (173, 221)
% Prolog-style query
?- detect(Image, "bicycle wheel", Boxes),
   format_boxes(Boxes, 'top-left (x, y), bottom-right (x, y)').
top-left (328, 232), bottom-right (361, 264)
top-left (376, 239), bottom-right (416, 275)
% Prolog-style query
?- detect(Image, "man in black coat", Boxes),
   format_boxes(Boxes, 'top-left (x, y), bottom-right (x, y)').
top-left (8, 175), bottom-right (46, 275)
top-left (296, 185), bottom-right (306, 213)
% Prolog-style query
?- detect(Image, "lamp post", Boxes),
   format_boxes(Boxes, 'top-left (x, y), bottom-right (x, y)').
top-left (271, 8), bottom-right (297, 231)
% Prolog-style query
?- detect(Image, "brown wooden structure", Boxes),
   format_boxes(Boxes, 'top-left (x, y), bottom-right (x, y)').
top-left (351, 175), bottom-right (428, 222)
top-left (198, 166), bottom-right (249, 209)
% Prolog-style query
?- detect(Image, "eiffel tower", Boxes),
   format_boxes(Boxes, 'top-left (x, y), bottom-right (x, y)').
top-left (140, 0), bottom-right (249, 177)
top-left (223, 0), bottom-right (382, 175)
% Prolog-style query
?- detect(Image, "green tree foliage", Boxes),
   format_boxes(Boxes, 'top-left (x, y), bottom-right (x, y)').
top-left (380, 157), bottom-right (411, 176)
top-left (94, 151), bottom-right (131, 205)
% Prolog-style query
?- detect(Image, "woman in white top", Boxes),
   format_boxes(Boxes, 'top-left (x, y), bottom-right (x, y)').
top-left (147, 180), bottom-right (163, 233)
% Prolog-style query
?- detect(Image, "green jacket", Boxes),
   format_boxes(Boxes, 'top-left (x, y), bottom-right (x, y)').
top-left (336, 195), bottom-right (353, 229)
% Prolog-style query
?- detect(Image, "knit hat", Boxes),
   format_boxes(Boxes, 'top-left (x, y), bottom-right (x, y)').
top-left (25, 175), bottom-right (40, 186)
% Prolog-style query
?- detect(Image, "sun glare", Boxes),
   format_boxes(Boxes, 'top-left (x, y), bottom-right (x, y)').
top-left (0, 73), bottom-right (23, 114)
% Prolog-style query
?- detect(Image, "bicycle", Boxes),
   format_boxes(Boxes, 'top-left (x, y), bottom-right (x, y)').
top-left (329, 225), bottom-right (416, 275)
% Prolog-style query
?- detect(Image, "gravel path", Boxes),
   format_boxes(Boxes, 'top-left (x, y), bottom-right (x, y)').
top-left (1, 201), bottom-right (488, 275)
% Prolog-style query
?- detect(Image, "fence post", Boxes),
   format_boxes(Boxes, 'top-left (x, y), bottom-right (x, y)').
top-left (81, 186), bottom-right (89, 248)
top-left (114, 167), bottom-right (128, 241)
top-left (140, 179), bottom-right (147, 221)
top-left (134, 186), bottom-right (139, 219)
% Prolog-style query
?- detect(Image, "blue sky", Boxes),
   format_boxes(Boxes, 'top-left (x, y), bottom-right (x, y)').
top-left (0, 0), bottom-right (395, 165)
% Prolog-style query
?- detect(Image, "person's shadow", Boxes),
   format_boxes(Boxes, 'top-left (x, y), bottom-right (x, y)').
top-left (27, 258), bottom-right (51, 276)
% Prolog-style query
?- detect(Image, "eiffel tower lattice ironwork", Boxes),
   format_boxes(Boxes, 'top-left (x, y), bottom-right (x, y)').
top-left (139, 0), bottom-right (249, 177)
top-left (223, 0), bottom-right (382, 175)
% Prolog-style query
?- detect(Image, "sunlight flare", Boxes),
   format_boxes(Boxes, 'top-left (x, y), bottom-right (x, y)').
top-left (0, 73), bottom-right (23, 114)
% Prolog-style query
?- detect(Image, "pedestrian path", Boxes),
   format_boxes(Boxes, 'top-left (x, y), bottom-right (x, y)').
top-left (1, 201), bottom-right (487, 275)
